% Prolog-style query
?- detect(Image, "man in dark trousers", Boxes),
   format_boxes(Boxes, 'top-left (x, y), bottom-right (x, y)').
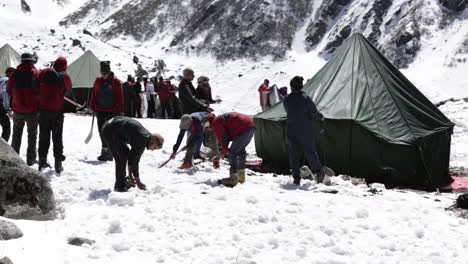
top-left (101, 116), bottom-right (164, 192)
top-left (170, 112), bottom-right (209, 170)
top-left (123, 75), bottom-right (136, 117)
top-left (157, 77), bottom-right (174, 119)
top-left (7, 53), bottom-right (40, 165)
top-left (134, 77), bottom-right (143, 118)
top-left (178, 68), bottom-right (212, 114)
top-left (0, 67), bottom-right (14, 142)
top-left (37, 56), bottom-right (72, 173)
top-left (209, 112), bottom-right (255, 187)
top-left (89, 61), bottom-right (124, 161)
top-left (283, 76), bottom-right (325, 186)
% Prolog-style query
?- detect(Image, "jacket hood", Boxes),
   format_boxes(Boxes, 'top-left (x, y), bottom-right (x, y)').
top-left (54, 56), bottom-right (68, 72)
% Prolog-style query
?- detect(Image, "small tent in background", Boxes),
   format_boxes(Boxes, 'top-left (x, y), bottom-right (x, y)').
top-left (65, 50), bottom-right (100, 112)
top-left (254, 33), bottom-right (454, 189)
top-left (0, 44), bottom-right (20, 74)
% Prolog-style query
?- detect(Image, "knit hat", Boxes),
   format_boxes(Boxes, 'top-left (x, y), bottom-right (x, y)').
top-left (5, 67), bottom-right (15, 75)
top-left (179, 115), bottom-right (193, 130)
top-left (290, 76), bottom-right (304, 91)
top-left (100, 61), bottom-right (111, 74)
top-left (21, 53), bottom-right (34, 61)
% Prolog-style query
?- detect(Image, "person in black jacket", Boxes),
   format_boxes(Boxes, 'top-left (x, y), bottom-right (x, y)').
top-left (283, 76), bottom-right (325, 186)
top-left (178, 68), bottom-right (213, 114)
top-left (101, 116), bottom-right (164, 192)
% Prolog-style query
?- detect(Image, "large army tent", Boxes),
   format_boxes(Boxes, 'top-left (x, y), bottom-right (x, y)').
top-left (254, 34), bottom-right (454, 188)
top-left (0, 44), bottom-right (20, 75)
top-left (65, 50), bottom-right (100, 111)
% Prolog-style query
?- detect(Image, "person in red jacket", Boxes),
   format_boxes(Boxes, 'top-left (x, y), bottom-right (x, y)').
top-left (209, 112), bottom-right (255, 187)
top-left (157, 77), bottom-right (174, 119)
top-left (258, 79), bottom-right (272, 112)
top-left (89, 61), bottom-right (124, 161)
top-left (6, 53), bottom-right (40, 165)
top-left (37, 56), bottom-right (72, 173)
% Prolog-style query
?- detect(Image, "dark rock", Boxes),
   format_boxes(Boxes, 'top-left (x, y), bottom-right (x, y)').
top-left (135, 64), bottom-right (148, 78)
top-left (71, 39), bottom-right (82, 47)
top-left (50, 29), bottom-right (55, 35)
top-left (0, 220), bottom-right (23, 240)
top-left (133, 55), bottom-right (139, 64)
top-left (68, 237), bottom-right (96, 246)
top-left (0, 257), bottom-right (14, 264)
top-left (82, 29), bottom-right (93, 36)
top-left (20, 0), bottom-right (31, 13)
top-left (439, 0), bottom-right (467, 12)
top-left (0, 139), bottom-right (55, 220)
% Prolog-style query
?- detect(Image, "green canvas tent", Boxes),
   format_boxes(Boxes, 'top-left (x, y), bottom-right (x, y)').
top-left (0, 44), bottom-right (20, 75)
top-left (65, 50), bottom-right (100, 111)
top-left (254, 34), bottom-right (454, 188)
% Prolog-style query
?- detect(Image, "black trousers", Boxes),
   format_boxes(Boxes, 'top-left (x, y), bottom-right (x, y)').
top-left (38, 111), bottom-right (64, 160)
top-left (124, 98), bottom-right (135, 117)
top-left (97, 112), bottom-right (118, 148)
top-left (147, 96), bottom-right (156, 118)
top-left (0, 106), bottom-right (10, 141)
top-left (102, 125), bottom-right (129, 191)
top-left (12, 112), bottom-right (38, 163)
top-left (160, 101), bottom-right (172, 119)
top-left (134, 97), bottom-right (142, 118)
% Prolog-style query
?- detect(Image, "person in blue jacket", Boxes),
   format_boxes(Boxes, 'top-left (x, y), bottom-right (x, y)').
top-left (171, 112), bottom-right (209, 169)
top-left (283, 76), bottom-right (325, 185)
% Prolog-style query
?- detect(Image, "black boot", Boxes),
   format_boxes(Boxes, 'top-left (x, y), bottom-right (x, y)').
top-left (293, 177), bottom-right (301, 186)
top-left (38, 158), bottom-right (51, 171)
top-left (27, 159), bottom-right (38, 166)
top-left (55, 158), bottom-right (63, 174)
top-left (97, 148), bottom-right (113, 162)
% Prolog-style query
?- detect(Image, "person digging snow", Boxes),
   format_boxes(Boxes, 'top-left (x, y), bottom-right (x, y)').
top-left (89, 61), bottom-right (124, 162)
top-left (171, 112), bottom-right (211, 169)
top-left (209, 112), bottom-right (255, 187)
top-left (283, 76), bottom-right (325, 186)
top-left (101, 116), bottom-right (164, 192)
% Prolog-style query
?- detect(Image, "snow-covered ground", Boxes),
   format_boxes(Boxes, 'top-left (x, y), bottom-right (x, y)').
top-left (1, 114), bottom-right (468, 264)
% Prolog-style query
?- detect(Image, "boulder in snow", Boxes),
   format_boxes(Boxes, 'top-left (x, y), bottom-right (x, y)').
top-left (0, 139), bottom-right (55, 220)
top-left (0, 257), bottom-right (14, 264)
top-left (68, 237), bottom-right (96, 246)
top-left (0, 220), bottom-right (23, 240)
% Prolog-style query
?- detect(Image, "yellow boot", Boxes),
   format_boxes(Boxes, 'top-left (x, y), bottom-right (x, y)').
top-left (218, 172), bottom-right (239, 188)
top-left (239, 169), bottom-right (246, 184)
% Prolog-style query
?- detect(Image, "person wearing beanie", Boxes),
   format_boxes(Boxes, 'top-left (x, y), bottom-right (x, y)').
top-left (0, 67), bottom-right (14, 142)
top-left (284, 76), bottom-right (325, 186)
top-left (6, 53), bottom-right (41, 165)
top-left (123, 75), bottom-right (136, 117)
top-left (258, 79), bottom-right (272, 112)
top-left (170, 112), bottom-right (210, 169)
top-left (101, 116), bottom-right (164, 192)
top-left (37, 56), bottom-right (72, 173)
top-left (178, 68), bottom-right (213, 115)
top-left (209, 112), bottom-right (255, 187)
top-left (89, 61), bottom-right (124, 162)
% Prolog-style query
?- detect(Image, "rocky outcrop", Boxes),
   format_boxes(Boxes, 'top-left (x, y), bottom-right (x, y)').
top-left (439, 0), bottom-right (468, 12)
top-left (0, 257), bottom-right (14, 264)
top-left (0, 139), bottom-right (55, 220)
top-left (0, 220), bottom-right (23, 240)
top-left (60, 0), bottom-right (468, 67)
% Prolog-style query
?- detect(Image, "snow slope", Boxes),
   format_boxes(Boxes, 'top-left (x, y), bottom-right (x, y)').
top-left (1, 114), bottom-right (468, 264)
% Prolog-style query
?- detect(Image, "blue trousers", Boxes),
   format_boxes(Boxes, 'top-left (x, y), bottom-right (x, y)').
top-left (287, 132), bottom-right (322, 180)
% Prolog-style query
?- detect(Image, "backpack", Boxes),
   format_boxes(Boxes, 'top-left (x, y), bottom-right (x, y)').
top-left (456, 194), bottom-right (468, 209)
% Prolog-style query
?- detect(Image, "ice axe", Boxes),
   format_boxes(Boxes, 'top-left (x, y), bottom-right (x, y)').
top-left (84, 113), bottom-right (95, 144)
top-left (158, 146), bottom-right (188, 168)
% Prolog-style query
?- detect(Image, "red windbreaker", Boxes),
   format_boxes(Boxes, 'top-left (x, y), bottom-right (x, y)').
top-left (209, 112), bottom-right (255, 155)
top-left (258, 84), bottom-right (272, 107)
top-left (89, 73), bottom-right (124, 113)
top-left (157, 81), bottom-right (174, 102)
top-left (6, 63), bottom-right (40, 113)
top-left (38, 57), bottom-right (72, 112)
